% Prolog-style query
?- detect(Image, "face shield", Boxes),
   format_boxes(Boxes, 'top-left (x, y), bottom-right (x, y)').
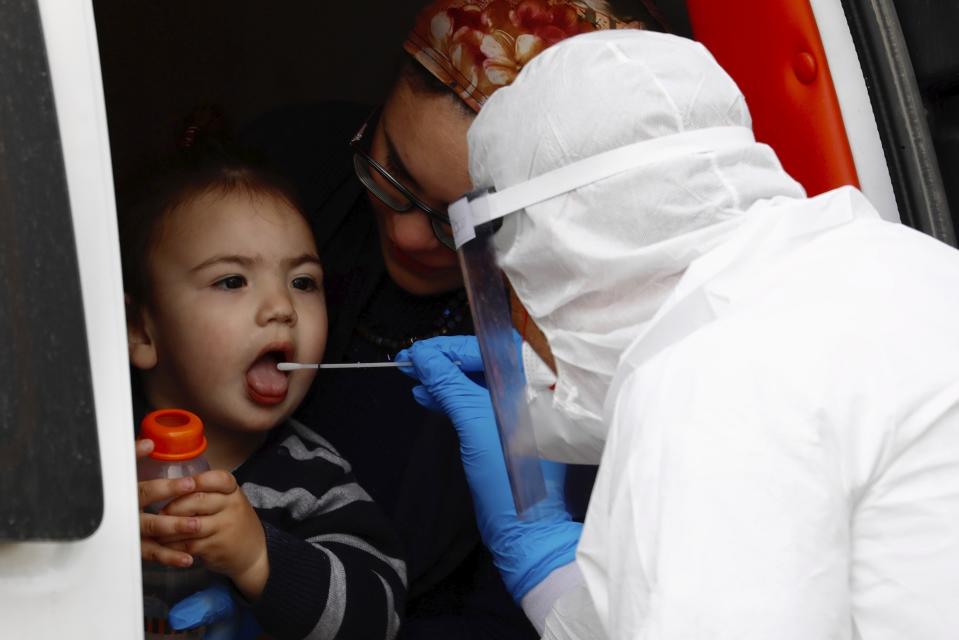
top-left (450, 125), bottom-right (756, 513)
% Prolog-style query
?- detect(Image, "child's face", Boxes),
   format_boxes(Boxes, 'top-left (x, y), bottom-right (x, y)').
top-left (130, 189), bottom-right (327, 434)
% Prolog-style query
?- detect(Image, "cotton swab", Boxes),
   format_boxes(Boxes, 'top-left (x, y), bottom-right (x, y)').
top-left (278, 361), bottom-right (411, 371)
top-left (278, 361), bottom-right (461, 371)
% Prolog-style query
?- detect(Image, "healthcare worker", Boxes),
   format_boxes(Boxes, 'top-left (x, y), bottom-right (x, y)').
top-left (398, 29), bottom-right (959, 639)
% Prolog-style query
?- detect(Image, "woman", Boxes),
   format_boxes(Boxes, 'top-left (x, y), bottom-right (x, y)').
top-left (240, 2), bottom-right (666, 638)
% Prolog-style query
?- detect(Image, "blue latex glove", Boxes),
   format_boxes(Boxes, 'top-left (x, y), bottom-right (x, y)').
top-left (397, 335), bottom-right (582, 602)
top-left (169, 581), bottom-right (262, 640)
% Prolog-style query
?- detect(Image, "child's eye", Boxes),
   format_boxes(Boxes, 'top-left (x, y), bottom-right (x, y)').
top-left (214, 275), bottom-right (247, 290)
top-left (291, 276), bottom-right (318, 292)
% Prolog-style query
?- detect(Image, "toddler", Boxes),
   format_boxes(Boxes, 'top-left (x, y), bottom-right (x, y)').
top-left (120, 129), bottom-right (405, 639)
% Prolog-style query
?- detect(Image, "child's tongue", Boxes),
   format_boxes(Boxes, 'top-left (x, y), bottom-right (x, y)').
top-left (246, 354), bottom-right (288, 404)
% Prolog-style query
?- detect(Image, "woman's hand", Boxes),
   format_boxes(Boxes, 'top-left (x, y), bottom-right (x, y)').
top-left (397, 335), bottom-right (582, 602)
top-left (136, 438), bottom-right (199, 569)
top-left (158, 470), bottom-right (269, 601)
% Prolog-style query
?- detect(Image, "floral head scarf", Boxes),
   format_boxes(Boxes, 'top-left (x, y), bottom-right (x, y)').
top-left (404, 0), bottom-right (666, 112)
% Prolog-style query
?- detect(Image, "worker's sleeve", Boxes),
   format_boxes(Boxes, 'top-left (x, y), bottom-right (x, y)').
top-left (847, 382), bottom-right (959, 639)
top-left (517, 560), bottom-right (608, 640)
top-left (519, 562), bottom-right (583, 634)
top-left (540, 575), bottom-right (608, 640)
top-left (576, 344), bottom-right (853, 640)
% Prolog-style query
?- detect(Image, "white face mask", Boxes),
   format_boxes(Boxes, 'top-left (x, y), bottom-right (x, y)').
top-left (522, 340), bottom-right (607, 465)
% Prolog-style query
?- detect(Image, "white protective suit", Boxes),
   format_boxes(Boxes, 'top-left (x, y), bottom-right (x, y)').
top-left (468, 30), bottom-right (959, 639)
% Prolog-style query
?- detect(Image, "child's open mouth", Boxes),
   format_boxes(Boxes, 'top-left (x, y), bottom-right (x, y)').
top-left (246, 345), bottom-right (292, 406)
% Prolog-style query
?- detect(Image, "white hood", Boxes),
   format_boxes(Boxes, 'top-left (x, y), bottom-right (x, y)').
top-left (467, 30), bottom-right (805, 459)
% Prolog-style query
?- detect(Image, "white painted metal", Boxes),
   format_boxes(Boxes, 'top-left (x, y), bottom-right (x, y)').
top-left (809, 0), bottom-right (901, 223)
top-left (0, 0), bottom-right (143, 637)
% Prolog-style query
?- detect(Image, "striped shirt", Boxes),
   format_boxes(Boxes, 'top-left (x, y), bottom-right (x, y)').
top-left (235, 418), bottom-right (406, 639)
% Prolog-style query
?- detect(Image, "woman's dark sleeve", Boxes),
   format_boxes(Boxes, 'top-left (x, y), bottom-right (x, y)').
top-left (239, 420), bottom-right (407, 639)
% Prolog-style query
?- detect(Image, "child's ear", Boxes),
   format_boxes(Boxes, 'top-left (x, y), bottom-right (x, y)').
top-left (126, 294), bottom-right (158, 370)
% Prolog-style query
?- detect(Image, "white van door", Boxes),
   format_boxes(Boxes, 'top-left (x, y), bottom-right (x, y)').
top-left (0, 0), bottom-right (142, 637)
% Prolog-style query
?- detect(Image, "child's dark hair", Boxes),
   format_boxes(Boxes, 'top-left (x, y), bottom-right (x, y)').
top-left (118, 107), bottom-right (304, 306)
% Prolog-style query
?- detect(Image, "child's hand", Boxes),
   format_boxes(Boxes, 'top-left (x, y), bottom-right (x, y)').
top-left (159, 470), bottom-right (269, 601)
top-left (136, 438), bottom-right (200, 569)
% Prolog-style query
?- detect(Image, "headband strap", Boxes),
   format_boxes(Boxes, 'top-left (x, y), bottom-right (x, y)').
top-left (449, 126), bottom-right (756, 248)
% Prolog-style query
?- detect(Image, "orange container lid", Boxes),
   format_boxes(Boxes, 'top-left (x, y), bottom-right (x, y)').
top-left (141, 409), bottom-right (207, 461)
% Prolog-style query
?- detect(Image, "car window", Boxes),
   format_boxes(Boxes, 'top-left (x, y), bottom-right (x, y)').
top-left (892, 0), bottom-right (959, 238)
top-left (0, 0), bottom-right (104, 540)
top-left (843, 0), bottom-right (958, 246)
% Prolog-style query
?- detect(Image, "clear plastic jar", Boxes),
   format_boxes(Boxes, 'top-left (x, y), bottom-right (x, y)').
top-left (138, 409), bottom-right (211, 639)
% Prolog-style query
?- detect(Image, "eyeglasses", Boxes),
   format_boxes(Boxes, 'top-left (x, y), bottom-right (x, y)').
top-left (350, 107), bottom-right (456, 250)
